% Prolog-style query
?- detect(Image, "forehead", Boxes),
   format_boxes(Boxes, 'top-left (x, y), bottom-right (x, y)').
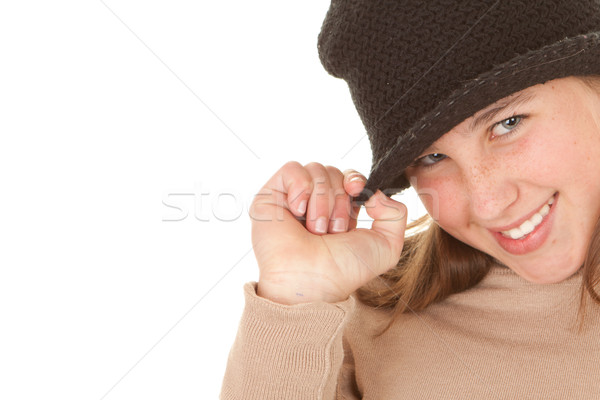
top-left (419, 77), bottom-right (591, 154)
top-left (415, 77), bottom-right (600, 160)
top-left (467, 90), bottom-right (537, 133)
top-left (427, 84), bottom-right (546, 152)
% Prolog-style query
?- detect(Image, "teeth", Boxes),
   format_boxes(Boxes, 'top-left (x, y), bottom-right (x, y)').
top-left (519, 220), bottom-right (535, 235)
top-left (501, 195), bottom-right (555, 240)
top-left (530, 213), bottom-right (543, 225)
top-left (507, 228), bottom-right (523, 239)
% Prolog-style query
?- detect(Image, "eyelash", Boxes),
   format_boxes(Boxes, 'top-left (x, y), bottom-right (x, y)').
top-left (490, 114), bottom-right (527, 141)
top-left (412, 113), bottom-right (528, 170)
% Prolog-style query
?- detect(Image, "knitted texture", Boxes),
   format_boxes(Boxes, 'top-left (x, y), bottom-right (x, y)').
top-left (317, 0), bottom-right (600, 203)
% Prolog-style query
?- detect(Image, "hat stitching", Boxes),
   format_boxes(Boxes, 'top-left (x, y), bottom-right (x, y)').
top-left (369, 0), bottom-right (502, 132)
top-left (368, 33), bottom-right (600, 182)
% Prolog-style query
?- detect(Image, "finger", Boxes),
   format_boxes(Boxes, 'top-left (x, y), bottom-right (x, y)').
top-left (363, 190), bottom-right (407, 269)
top-left (347, 202), bottom-right (360, 232)
top-left (318, 190), bottom-right (407, 282)
top-left (324, 166), bottom-right (351, 233)
top-left (342, 169), bottom-right (367, 197)
top-left (303, 162), bottom-right (334, 235)
top-left (342, 169), bottom-right (367, 231)
top-left (250, 161), bottom-right (313, 223)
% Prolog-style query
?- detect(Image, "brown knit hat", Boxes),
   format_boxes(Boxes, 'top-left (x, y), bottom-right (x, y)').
top-left (318, 0), bottom-right (600, 204)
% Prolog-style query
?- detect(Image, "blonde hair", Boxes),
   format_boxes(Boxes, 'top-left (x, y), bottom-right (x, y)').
top-left (357, 75), bottom-right (600, 336)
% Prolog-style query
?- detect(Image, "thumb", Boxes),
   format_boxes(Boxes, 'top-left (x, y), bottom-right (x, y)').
top-left (364, 190), bottom-right (407, 263)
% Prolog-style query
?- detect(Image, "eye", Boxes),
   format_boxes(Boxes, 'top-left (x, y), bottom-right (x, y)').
top-left (491, 115), bottom-right (523, 138)
top-left (416, 152), bottom-right (447, 167)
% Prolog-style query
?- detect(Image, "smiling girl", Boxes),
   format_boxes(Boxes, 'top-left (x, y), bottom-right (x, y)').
top-left (405, 78), bottom-right (600, 283)
top-left (221, 1), bottom-right (600, 398)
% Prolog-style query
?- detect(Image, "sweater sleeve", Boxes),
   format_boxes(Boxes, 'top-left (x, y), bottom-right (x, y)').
top-left (220, 281), bottom-right (358, 400)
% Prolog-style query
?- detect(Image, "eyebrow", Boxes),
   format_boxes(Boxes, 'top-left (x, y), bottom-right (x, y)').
top-left (468, 91), bottom-right (537, 132)
top-left (413, 90), bottom-right (537, 161)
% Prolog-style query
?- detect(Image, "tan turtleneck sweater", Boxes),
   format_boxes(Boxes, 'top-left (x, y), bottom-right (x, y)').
top-left (220, 265), bottom-right (600, 399)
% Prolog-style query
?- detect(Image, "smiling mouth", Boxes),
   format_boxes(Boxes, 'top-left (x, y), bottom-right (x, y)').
top-left (499, 194), bottom-right (556, 240)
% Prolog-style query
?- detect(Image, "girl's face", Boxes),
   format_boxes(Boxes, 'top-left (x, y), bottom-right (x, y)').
top-left (405, 77), bottom-right (600, 283)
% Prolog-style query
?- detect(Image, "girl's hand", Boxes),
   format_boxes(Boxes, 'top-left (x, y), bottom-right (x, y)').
top-left (249, 161), bottom-right (407, 305)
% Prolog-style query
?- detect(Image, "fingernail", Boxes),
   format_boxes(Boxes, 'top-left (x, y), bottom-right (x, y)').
top-left (332, 218), bottom-right (346, 232)
top-left (297, 200), bottom-right (307, 214)
top-left (348, 174), bottom-right (365, 183)
top-left (315, 216), bottom-right (327, 233)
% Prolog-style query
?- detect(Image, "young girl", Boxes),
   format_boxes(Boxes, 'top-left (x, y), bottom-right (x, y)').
top-left (222, 0), bottom-right (600, 398)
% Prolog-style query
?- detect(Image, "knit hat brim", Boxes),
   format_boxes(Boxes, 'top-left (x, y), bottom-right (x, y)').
top-left (353, 31), bottom-right (600, 205)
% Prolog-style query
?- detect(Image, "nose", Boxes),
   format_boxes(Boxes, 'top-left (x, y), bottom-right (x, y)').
top-left (461, 161), bottom-right (518, 221)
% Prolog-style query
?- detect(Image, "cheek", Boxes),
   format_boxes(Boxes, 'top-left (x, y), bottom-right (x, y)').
top-left (525, 121), bottom-right (598, 185)
top-left (415, 177), bottom-right (465, 227)
top-left (517, 130), bottom-right (562, 177)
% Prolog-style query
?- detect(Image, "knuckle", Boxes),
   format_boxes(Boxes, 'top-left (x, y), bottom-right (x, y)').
top-left (251, 188), bottom-right (271, 204)
top-left (313, 176), bottom-right (330, 188)
top-left (333, 186), bottom-right (349, 199)
top-left (296, 179), bottom-right (314, 194)
top-left (304, 161), bottom-right (323, 170)
top-left (326, 166), bottom-right (344, 183)
top-left (248, 202), bottom-right (269, 220)
top-left (398, 203), bottom-right (408, 216)
top-left (325, 165), bottom-right (342, 175)
top-left (282, 160), bottom-right (302, 170)
top-left (304, 163), bottom-right (334, 190)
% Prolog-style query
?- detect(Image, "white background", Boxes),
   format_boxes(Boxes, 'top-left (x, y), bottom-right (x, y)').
top-left (0, 1), bottom-right (425, 399)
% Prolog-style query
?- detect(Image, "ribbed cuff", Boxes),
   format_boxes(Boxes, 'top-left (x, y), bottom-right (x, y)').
top-left (220, 282), bottom-right (355, 400)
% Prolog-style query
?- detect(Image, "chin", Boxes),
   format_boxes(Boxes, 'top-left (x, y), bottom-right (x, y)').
top-left (508, 259), bottom-right (583, 284)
